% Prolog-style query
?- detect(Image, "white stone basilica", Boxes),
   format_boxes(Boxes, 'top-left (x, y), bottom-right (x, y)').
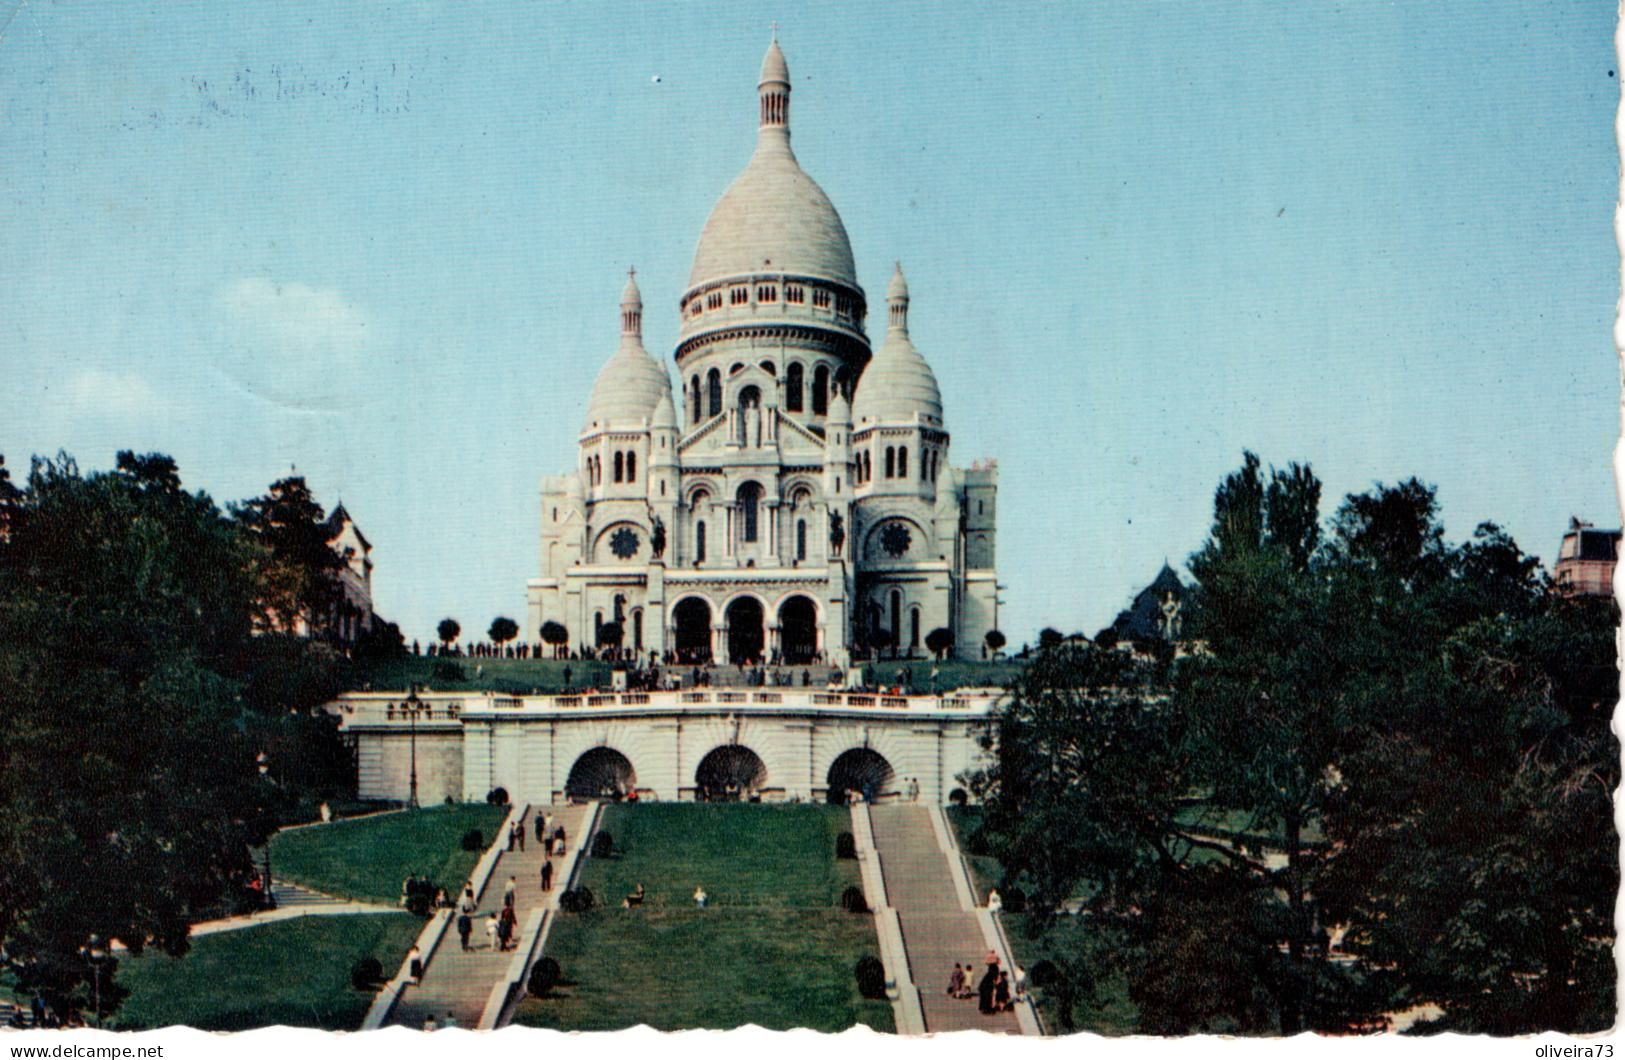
top-left (525, 40), bottom-right (999, 668)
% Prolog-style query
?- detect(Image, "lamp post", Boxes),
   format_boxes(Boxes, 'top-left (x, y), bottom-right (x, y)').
top-left (404, 683), bottom-right (423, 809)
top-left (79, 937), bottom-right (108, 1029)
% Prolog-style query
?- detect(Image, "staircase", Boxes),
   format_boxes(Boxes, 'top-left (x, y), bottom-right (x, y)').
top-left (869, 805), bottom-right (1022, 1034)
top-left (385, 804), bottom-right (590, 1029)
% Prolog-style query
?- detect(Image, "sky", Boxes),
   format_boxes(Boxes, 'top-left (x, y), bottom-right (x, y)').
top-left (1, 1), bottom-right (1617, 649)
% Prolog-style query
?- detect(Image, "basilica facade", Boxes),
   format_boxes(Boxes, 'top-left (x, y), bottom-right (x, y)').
top-left (525, 40), bottom-right (998, 667)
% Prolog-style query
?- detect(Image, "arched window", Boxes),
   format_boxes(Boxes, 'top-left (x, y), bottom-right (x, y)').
top-left (696, 521), bottom-right (707, 564)
top-left (834, 365), bottom-right (852, 400)
top-left (690, 376), bottom-right (701, 424)
top-left (796, 519), bottom-right (807, 561)
top-left (813, 365), bottom-right (830, 415)
top-left (707, 369), bottom-right (722, 417)
top-left (885, 447), bottom-right (895, 479)
top-left (910, 607), bottom-right (921, 649)
top-left (786, 362), bottom-right (804, 412)
top-left (897, 446), bottom-right (908, 479)
top-left (759, 360), bottom-right (776, 376)
top-left (737, 482), bottom-right (761, 543)
top-left (613, 452), bottom-right (624, 483)
top-left (633, 609), bottom-right (644, 651)
top-left (613, 595), bottom-right (627, 624)
top-left (738, 385), bottom-right (760, 415)
top-left (626, 451), bottom-right (636, 483)
top-left (921, 448), bottom-right (929, 481)
top-left (890, 590), bottom-right (902, 643)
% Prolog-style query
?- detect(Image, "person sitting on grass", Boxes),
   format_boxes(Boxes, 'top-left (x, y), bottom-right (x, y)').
top-left (623, 882), bottom-right (646, 909)
top-left (693, 885), bottom-right (708, 909)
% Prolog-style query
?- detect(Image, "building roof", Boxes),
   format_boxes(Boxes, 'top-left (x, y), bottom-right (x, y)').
top-left (1575, 528), bottom-right (1620, 562)
top-left (583, 271), bottom-right (672, 432)
top-left (1107, 563), bottom-right (1187, 642)
top-left (852, 265), bottom-right (942, 427)
top-left (687, 40), bottom-right (858, 293)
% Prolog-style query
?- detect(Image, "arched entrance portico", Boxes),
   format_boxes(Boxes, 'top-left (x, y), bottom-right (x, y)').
top-left (673, 597), bottom-right (712, 664)
top-left (695, 745), bottom-right (767, 801)
top-left (725, 596), bottom-right (764, 665)
top-left (779, 595), bottom-right (818, 664)
top-left (827, 748), bottom-right (895, 803)
top-left (566, 747), bottom-right (637, 801)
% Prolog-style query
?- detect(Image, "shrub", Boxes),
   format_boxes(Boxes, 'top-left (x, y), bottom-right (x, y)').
top-left (1031, 960), bottom-right (1059, 989)
top-left (350, 957), bottom-right (384, 991)
top-left (948, 787), bottom-right (968, 807)
top-left (590, 831), bottom-right (614, 858)
top-left (527, 957), bottom-right (561, 998)
top-left (840, 885), bottom-right (869, 914)
top-left (835, 831), bottom-right (856, 859)
top-left (1003, 886), bottom-right (1027, 914)
top-left (405, 878), bottom-right (436, 917)
top-left (559, 887), bottom-right (596, 913)
top-left (432, 661), bottom-right (465, 682)
top-left (486, 787), bottom-right (510, 806)
top-left (460, 829), bottom-right (485, 852)
top-left (854, 956), bottom-right (887, 999)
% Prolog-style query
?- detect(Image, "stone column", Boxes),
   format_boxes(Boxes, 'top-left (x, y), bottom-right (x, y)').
top-left (764, 501), bottom-right (781, 561)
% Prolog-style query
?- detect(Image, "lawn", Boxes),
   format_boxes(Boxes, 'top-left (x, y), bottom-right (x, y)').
top-left (352, 655), bottom-right (1023, 694)
top-left (269, 803), bottom-right (507, 906)
top-left (112, 914), bottom-right (420, 1031)
top-left (353, 655), bottom-right (612, 694)
top-left (511, 803), bottom-right (892, 1032)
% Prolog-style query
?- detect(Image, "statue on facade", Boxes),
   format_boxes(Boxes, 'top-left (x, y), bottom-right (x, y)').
top-left (650, 515), bottom-right (667, 560)
top-left (829, 512), bottom-right (845, 554)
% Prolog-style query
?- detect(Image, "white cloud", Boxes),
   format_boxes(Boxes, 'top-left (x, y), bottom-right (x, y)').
top-left (217, 277), bottom-right (373, 351)
top-left (63, 368), bottom-right (167, 417)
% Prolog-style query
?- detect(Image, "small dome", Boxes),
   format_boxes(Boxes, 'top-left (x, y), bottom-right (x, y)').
top-left (651, 389), bottom-right (677, 430)
top-left (852, 265), bottom-right (942, 427)
top-left (584, 272), bottom-right (671, 432)
top-left (584, 345), bottom-right (671, 431)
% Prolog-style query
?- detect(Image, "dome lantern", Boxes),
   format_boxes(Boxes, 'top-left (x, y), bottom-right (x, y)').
top-left (852, 263), bottom-right (943, 429)
top-left (620, 266), bottom-right (643, 339)
top-left (759, 34), bottom-right (790, 140)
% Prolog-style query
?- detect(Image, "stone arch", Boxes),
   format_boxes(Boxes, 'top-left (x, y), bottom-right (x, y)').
top-left (695, 744), bottom-right (767, 801)
top-left (724, 593), bottom-right (766, 664)
top-left (826, 748), bottom-right (895, 803)
top-left (672, 595), bottom-right (713, 664)
top-left (736, 480), bottom-right (763, 543)
top-left (862, 516), bottom-right (929, 562)
top-left (566, 746), bottom-right (637, 801)
top-left (785, 360), bottom-right (805, 412)
top-left (778, 594), bottom-right (819, 664)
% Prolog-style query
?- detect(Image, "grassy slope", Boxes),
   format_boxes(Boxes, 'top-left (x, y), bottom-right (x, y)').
top-left (512, 803), bottom-right (892, 1032)
top-left (268, 804), bottom-right (507, 905)
top-left (113, 914), bottom-right (420, 1032)
top-left (351, 656), bottom-right (1023, 694)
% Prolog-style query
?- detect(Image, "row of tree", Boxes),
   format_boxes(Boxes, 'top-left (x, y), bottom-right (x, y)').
top-left (970, 453), bottom-right (1616, 1035)
top-left (0, 452), bottom-right (359, 1020)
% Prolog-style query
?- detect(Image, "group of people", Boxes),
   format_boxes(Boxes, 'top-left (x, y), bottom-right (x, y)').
top-left (946, 950), bottom-right (1024, 1016)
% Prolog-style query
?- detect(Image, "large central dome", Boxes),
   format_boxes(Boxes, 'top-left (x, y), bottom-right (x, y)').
top-left (686, 40), bottom-right (858, 292)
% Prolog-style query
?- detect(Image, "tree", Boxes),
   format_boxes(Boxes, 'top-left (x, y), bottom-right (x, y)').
top-left (1037, 627), bottom-right (1063, 649)
top-left (596, 621), bottom-right (624, 650)
top-left (437, 618), bottom-right (461, 651)
top-left (984, 629), bottom-right (1007, 655)
top-left (488, 616), bottom-right (519, 650)
top-left (540, 620), bottom-right (569, 657)
top-left (231, 475), bottom-right (344, 636)
top-left (0, 453), bottom-right (318, 1019)
top-left (925, 626), bottom-right (955, 660)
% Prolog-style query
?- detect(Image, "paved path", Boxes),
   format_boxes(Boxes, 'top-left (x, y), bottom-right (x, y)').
top-left (869, 805), bottom-right (1020, 1034)
top-left (387, 804), bottom-right (589, 1029)
top-left (181, 882), bottom-right (399, 939)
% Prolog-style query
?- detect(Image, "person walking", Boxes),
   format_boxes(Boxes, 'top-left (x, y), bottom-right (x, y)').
top-left (947, 963), bottom-right (966, 997)
top-left (987, 888), bottom-right (1003, 916)
top-left (977, 963), bottom-right (998, 1015)
top-left (503, 875), bottom-right (517, 908)
top-left (506, 821), bottom-right (517, 852)
top-left (540, 859), bottom-right (554, 892)
top-left (535, 809), bottom-right (548, 844)
top-left (485, 913), bottom-right (499, 951)
top-left (408, 945), bottom-right (424, 983)
top-left (457, 911), bottom-right (473, 951)
top-left (460, 885), bottom-right (477, 915)
top-left (496, 908), bottom-right (514, 952)
top-left (516, 818), bottom-right (526, 852)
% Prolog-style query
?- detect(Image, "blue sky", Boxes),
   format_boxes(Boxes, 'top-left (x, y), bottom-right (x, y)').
top-left (1, 1), bottom-right (1616, 648)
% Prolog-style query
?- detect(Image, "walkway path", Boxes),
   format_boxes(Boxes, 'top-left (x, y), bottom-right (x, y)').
top-left (869, 805), bottom-right (1022, 1034)
top-left (182, 882), bottom-right (399, 939)
top-left (386, 804), bottom-right (590, 1029)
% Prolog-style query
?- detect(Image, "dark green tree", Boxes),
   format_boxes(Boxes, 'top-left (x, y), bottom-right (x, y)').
top-left (231, 475), bottom-right (344, 636)
top-left (925, 626), bottom-right (955, 660)
top-left (0, 454), bottom-right (285, 1018)
top-left (437, 617), bottom-right (461, 651)
top-left (488, 616), bottom-right (520, 649)
top-left (539, 620), bottom-right (569, 657)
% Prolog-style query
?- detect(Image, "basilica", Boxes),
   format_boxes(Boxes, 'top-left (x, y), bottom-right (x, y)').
top-left (525, 40), bottom-right (999, 668)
